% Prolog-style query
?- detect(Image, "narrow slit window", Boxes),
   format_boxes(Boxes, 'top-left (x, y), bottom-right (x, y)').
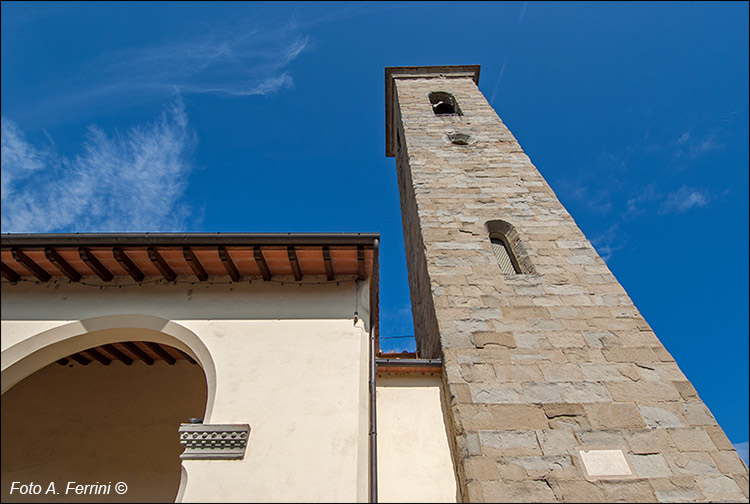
top-left (490, 236), bottom-right (520, 274)
top-left (428, 91), bottom-right (461, 116)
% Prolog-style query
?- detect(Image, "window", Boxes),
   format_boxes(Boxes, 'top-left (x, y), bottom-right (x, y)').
top-left (490, 235), bottom-right (519, 274)
top-left (485, 220), bottom-right (529, 275)
top-left (428, 91), bottom-right (461, 115)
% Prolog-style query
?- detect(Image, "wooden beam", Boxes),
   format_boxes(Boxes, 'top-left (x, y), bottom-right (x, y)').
top-left (79, 247), bottom-right (114, 281)
top-left (113, 247), bottom-right (145, 282)
top-left (183, 247), bottom-right (208, 281)
top-left (176, 348), bottom-right (198, 365)
top-left (145, 342), bottom-right (177, 365)
top-left (322, 247), bottom-right (334, 281)
top-left (253, 246), bottom-right (272, 281)
top-left (1, 261), bottom-right (21, 282)
top-left (69, 352), bottom-right (91, 365)
top-left (148, 247), bottom-right (176, 281)
top-left (11, 248), bottom-right (51, 282)
top-left (45, 247), bottom-right (82, 282)
top-left (357, 246), bottom-right (366, 280)
top-left (218, 246), bottom-right (240, 281)
top-left (287, 246), bottom-right (302, 281)
top-left (85, 347), bottom-right (112, 366)
top-left (123, 341), bottom-right (154, 365)
top-left (56, 358), bottom-right (69, 366)
top-left (100, 344), bottom-right (134, 365)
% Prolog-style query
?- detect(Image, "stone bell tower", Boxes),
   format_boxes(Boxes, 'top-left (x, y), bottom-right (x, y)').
top-left (385, 65), bottom-right (748, 502)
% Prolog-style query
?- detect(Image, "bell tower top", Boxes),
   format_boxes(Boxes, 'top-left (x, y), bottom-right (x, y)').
top-left (385, 65), bottom-right (480, 156)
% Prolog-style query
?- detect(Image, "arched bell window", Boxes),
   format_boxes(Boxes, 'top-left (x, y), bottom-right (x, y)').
top-left (428, 91), bottom-right (461, 116)
top-left (485, 220), bottom-right (530, 275)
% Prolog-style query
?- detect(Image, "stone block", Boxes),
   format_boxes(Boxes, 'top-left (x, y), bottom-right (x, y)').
top-left (548, 480), bottom-right (606, 503)
top-left (459, 362), bottom-right (496, 382)
top-left (537, 429), bottom-right (579, 456)
top-left (463, 456), bottom-right (501, 480)
top-left (601, 346), bottom-right (658, 363)
top-left (460, 403), bottom-right (549, 430)
top-left (522, 382), bottom-right (564, 403)
top-left (505, 455), bottom-right (575, 480)
top-left (474, 331), bottom-right (516, 348)
top-left (470, 383), bottom-right (523, 403)
top-left (667, 427), bottom-right (717, 452)
top-left (638, 404), bottom-right (685, 428)
top-left (625, 429), bottom-right (677, 455)
top-left (498, 363), bottom-right (543, 382)
top-left (631, 453), bottom-right (673, 478)
top-left (478, 430), bottom-right (541, 456)
top-left (672, 380), bottom-right (699, 400)
top-left (579, 362), bottom-right (628, 382)
top-left (540, 363), bottom-right (585, 382)
top-left (665, 451), bottom-right (721, 476)
top-left (583, 402), bottom-right (646, 429)
top-left (710, 450), bottom-right (748, 474)
top-left (481, 480), bottom-right (557, 503)
top-left (596, 479), bottom-right (658, 502)
top-left (576, 429), bottom-right (627, 447)
top-left (560, 382), bottom-right (612, 403)
top-left (704, 425), bottom-right (734, 450)
top-left (683, 401), bottom-right (718, 426)
top-left (696, 474), bottom-right (745, 501)
top-left (607, 381), bottom-right (681, 402)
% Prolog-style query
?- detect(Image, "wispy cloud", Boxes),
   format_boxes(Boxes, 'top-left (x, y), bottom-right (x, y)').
top-left (625, 184), bottom-right (709, 219)
top-left (1, 95), bottom-right (196, 232)
top-left (591, 223), bottom-right (624, 262)
top-left (660, 186), bottom-right (708, 213)
top-left (518, 2), bottom-right (529, 24)
top-left (490, 55), bottom-right (509, 105)
top-left (96, 28), bottom-right (309, 98)
top-left (733, 441), bottom-right (749, 466)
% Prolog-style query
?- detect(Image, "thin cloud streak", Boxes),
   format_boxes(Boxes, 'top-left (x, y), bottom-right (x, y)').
top-left (490, 55), bottom-right (509, 105)
top-left (98, 30), bottom-right (309, 98)
top-left (1, 96), bottom-right (196, 232)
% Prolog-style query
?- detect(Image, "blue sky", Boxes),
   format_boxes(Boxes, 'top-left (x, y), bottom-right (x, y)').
top-left (2, 2), bottom-right (747, 461)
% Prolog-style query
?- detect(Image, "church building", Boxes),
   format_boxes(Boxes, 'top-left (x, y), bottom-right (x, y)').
top-left (1, 65), bottom-right (747, 503)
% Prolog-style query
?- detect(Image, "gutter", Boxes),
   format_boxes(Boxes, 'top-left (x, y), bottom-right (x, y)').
top-left (368, 238), bottom-right (379, 503)
top-left (0, 232), bottom-right (380, 248)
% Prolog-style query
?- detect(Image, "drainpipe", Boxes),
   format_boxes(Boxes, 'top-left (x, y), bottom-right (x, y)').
top-left (369, 238), bottom-right (379, 503)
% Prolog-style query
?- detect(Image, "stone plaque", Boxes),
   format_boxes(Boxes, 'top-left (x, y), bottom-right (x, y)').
top-left (578, 448), bottom-right (635, 480)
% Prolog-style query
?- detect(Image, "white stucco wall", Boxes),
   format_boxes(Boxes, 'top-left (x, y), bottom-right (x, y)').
top-left (2, 279), bottom-right (371, 503)
top-left (376, 375), bottom-right (458, 503)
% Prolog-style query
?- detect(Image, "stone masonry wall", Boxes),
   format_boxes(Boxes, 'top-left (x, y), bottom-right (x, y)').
top-left (390, 72), bottom-right (749, 502)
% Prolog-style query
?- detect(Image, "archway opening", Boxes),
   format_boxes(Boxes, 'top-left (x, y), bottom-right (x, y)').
top-left (1, 338), bottom-right (207, 503)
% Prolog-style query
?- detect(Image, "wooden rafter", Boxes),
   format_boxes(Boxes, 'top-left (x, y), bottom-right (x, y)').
top-left (145, 341), bottom-right (176, 365)
top-left (69, 352), bottom-right (91, 365)
top-left (85, 348), bottom-right (112, 366)
top-left (1, 261), bottom-right (21, 282)
top-left (79, 247), bottom-right (114, 282)
top-left (183, 247), bottom-right (208, 281)
top-left (218, 246), bottom-right (240, 281)
top-left (100, 343), bottom-right (134, 365)
top-left (11, 248), bottom-right (51, 282)
top-left (322, 247), bottom-right (334, 281)
top-left (45, 247), bottom-right (82, 282)
top-left (253, 246), bottom-right (272, 281)
top-left (357, 246), bottom-right (366, 281)
top-left (113, 248), bottom-right (145, 282)
top-left (176, 348), bottom-right (198, 365)
top-left (287, 246), bottom-right (302, 281)
top-left (148, 247), bottom-right (176, 281)
top-left (122, 341), bottom-right (154, 365)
